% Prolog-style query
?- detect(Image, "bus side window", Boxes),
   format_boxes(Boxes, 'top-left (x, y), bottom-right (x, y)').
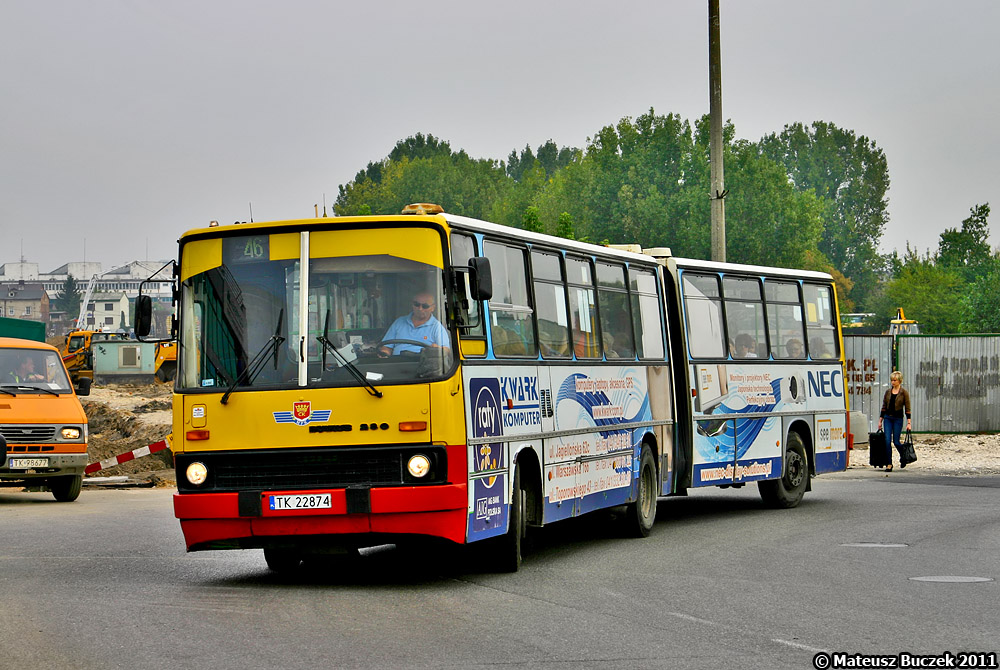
top-left (765, 280), bottom-right (806, 359)
top-left (566, 257), bottom-right (600, 359)
top-left (484, 241), bottom-right (537, 358)
top-left (629, 267), bottom-right (664, 360)
top-left (450, 232), bottom-right (485, 339)
top-left (597, 262), bottom-right (634, 359)
top-left (803, 284), bottom-right (838, 359)
top-left (723, 277), bottom-right (766, 360)
top-left (682, 273), bottom-right (725, 359)
top-left (531, 250), bottom-right (571, 358)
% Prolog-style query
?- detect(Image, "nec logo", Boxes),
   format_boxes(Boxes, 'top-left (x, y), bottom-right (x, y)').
top-left (807, 369), bottom-right (844, 398)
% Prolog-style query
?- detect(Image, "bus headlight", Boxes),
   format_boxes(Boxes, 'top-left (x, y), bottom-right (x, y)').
top-left (407, 454), bottom-right (431, 478)
top-left (61, 427), bottom-right (81, 440)
top-left (186, 462), bottom-right (209, 486)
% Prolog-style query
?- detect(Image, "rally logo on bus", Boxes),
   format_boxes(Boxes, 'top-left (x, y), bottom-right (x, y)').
top-left (273, 401), bottom-right (332, 427)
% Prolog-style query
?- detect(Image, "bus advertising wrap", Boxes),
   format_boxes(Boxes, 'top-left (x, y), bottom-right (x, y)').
top-left (465, 366), bottom-right (654, 540)
top-left (691, 363), bottom-right (847, 486)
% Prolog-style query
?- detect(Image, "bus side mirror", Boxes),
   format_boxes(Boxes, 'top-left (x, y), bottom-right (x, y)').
top-left (469, 257), bottom-right (493, 301)
top-left (75, 376), bottom-right (92, 397)
top-left (135, 295), bottom-right (152, 338)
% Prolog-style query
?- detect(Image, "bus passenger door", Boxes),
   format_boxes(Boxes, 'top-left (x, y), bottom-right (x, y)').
top-left (691, 363), bottom-right (736, 487)
top-left (694, 417), bottom-right (736, 486)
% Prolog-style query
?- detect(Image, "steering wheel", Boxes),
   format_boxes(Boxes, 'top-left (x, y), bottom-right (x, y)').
top-left (378, 339), bottom-right (436, 357)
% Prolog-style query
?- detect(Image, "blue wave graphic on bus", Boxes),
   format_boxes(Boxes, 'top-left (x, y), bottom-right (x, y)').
top-left (698, 378), bottom-right (782, 460)
top-left (554, 372), bottom-right (651, 437)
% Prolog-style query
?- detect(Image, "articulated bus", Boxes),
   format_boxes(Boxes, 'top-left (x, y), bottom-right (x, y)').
top-left (136, 203), bottom-right (848, 572)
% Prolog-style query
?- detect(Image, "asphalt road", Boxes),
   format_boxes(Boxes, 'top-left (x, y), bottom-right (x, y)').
top-left (1, 471), bottom-right (997, 670)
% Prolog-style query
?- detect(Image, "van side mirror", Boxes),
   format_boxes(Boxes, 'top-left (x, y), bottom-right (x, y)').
top-left (135, 295), bottom-right (152, 338)
top-left (469, 257), bottom-right (493, 301)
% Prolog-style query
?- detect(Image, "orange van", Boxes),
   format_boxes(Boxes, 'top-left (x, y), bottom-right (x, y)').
top-left (0, 337), bottom-right (91, 502)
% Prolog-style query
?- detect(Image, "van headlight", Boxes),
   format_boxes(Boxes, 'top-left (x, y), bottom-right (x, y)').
top-left (61, 427), bottom-right (82, 440)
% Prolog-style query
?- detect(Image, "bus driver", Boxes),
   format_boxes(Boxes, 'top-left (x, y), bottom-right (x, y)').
top-left (378, 290), bottom-right (451, 357)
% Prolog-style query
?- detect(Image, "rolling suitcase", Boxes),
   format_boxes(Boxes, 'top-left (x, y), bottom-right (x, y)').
top-left (868, 429), bottom-right (890, 467)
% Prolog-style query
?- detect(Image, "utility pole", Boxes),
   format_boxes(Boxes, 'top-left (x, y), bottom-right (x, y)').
top-left (709, 0), bottom-right (726, 262)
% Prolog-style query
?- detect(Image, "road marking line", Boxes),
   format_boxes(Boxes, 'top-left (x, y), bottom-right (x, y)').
top-left (772, 638), bottom-right (828, 653)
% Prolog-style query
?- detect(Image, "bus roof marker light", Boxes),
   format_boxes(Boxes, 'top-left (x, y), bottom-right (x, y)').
top-left (401, 203), bottom-right (444, 215)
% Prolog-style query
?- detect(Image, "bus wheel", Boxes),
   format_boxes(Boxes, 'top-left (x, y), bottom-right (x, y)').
top-left (50, 475), bottom-right (82, 502)
top-left (263, 547), bottom-right (302, 572)
top-left (624, 444), bottom-right (657, 537)
top-left (489, 465), bottom-right (526, 573)
top-left (758, 432), bottom-right (809, 509)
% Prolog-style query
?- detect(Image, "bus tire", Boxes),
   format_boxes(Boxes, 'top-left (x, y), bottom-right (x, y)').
top-left (263, 547), bottom-right (302, 572)
top-left (624, 444), bottom-right (657, 537)
top-left (758, 432), bottom-right (809, 509)
top-left (50, 475), bottom-right (82, 502)
top-left (489, 465), bottom-right (525, 573)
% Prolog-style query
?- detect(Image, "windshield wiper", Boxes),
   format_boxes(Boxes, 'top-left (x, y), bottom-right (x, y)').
top-left (317, 310), bottom-right (382, 398)
top-left (0, 384), bottom-right (59, 396)
top-left (221, 309), bottom-right (286, 405)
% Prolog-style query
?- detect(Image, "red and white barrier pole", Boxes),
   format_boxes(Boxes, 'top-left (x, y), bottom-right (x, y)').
top-left (85, 436), bottom-right (172, 475)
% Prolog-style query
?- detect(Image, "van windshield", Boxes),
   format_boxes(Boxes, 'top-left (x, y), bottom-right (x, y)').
top-left (0, 348), bottom-right (74, 393)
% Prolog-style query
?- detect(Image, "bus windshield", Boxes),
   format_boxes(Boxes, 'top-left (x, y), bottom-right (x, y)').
top-left (177, 230), bottom-right (453, 392)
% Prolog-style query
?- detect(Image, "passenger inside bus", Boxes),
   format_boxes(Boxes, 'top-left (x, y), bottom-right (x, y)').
top-left (809, 336), bottom-right (833, 359)
top-left (733, 333), bottom-right (757, 359)
top-left (785, 338), bottom-right (805, 359)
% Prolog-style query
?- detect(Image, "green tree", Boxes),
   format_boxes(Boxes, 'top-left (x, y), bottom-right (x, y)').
top-left (884, 250), bottom-right (965, 333)
top-left (55, 274), bottom-right (83, 316)
top-left (335, 150), bottom-right (510, 219)
top-left (580, 110), bottom-right (696, 248)
top-left (720, 133), bottom-right (825, 269)
top-left (556, 212), bottom-right (575, 240)
top-left (961, 257), bottom-right (1000, 332)
top-left (938, 203), bottom-right (992, 283)
top-left (759, 121), bottom-right (890, 307)
top-left (521, 206), bottom-right (543, 233)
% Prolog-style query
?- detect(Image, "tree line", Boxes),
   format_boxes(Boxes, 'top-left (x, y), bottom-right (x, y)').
top-left (328, 111), bottom-right (992, 334)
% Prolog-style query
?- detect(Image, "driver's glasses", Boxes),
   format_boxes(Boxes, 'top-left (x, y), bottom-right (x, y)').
top-left (413, 301), bottom-right (433, 309)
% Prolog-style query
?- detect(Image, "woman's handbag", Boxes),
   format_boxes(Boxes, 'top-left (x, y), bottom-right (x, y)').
top-left (898, 430), bottom-right (918, 467)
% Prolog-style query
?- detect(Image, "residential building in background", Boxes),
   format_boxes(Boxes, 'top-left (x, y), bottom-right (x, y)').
top-left (1, 281), bottom-right (49, 323)
top-left (0, 259), bottom-right (172, 335)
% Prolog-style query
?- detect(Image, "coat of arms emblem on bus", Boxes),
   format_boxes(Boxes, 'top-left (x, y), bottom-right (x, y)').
top-left (273, 401), bottom-right (332, 427)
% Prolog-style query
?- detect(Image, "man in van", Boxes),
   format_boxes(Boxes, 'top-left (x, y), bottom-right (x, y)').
top-left (6, 354), bottom-right (45, 383)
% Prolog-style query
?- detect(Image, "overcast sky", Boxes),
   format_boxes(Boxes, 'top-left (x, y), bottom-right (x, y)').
top-left (2, 0), bottom-right (998, 273)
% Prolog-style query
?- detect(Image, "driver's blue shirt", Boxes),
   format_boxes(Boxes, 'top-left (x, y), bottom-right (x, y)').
top-left (381, 314), bottom-right (451, 354)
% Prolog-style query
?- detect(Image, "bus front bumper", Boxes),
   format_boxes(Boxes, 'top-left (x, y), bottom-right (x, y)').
top-left (173, 483), bottom-right (468, 551)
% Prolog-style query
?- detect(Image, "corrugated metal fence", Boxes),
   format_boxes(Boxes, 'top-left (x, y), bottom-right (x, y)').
top-left (843, 335), bottom-right (894, 434)
top-left (898, 335), bottom-right (1000, 432)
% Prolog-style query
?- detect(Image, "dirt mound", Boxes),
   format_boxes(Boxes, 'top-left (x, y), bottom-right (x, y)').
top-left (84, 401), bottom-right (173, 477)
top-left (133, 399), bottom-right (172, 413)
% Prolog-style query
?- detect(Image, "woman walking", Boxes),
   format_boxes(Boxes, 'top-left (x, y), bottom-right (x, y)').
top-left (878, 371), bottom-right (912, 472)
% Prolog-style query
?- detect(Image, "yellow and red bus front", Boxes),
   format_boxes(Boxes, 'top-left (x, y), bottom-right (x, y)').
top-left (169, 218), bottom-right (470, 552)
